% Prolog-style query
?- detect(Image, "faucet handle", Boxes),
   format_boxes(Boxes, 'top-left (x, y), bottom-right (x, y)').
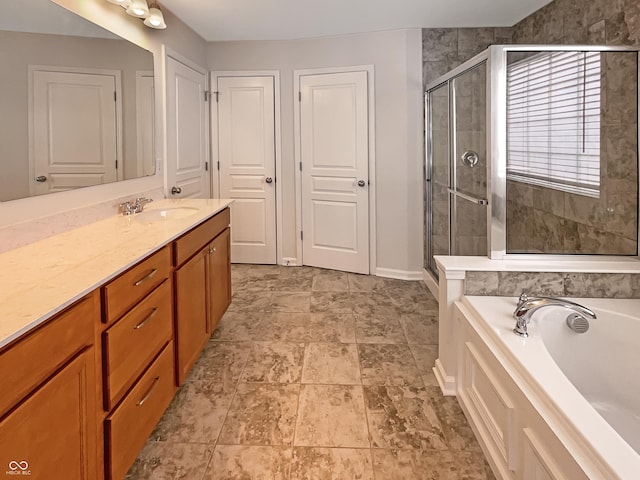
top-left (517, 290), bottom-right (529, 308)
top-left (119, 201), bottom-right (134, 215)
top-left (135, 197), bottom-right (153, 205)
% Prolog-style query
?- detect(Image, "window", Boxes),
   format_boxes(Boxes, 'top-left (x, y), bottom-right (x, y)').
top-left (506, 51), bottom-right (601, 197)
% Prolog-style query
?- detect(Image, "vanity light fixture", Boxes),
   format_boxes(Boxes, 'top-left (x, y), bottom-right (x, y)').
top-left (104, 0), bottom-right (167, 30)
top-left (143, 4), bottom-right (167, 29)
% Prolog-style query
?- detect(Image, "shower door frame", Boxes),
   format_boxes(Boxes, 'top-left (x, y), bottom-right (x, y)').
top-left (425, 44), bottom-right (640, 271)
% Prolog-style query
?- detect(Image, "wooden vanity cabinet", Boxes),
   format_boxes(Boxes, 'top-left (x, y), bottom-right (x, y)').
top-left (0, 292), bottom-right (99, 480)
top-left (100, 245), bottom-right (175, 480)
top-left (173, 207), bottom-right (231, 385)
top-left (207, 226), bottom-right (231, 332)
top-left (174, 245), bottom-right (209, 383)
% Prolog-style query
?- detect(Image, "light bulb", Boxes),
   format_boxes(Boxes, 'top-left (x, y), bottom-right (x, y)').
top-left (126, 0), bottom-right (149, 18)
top-left (143, 5), bottom-right (167, 29)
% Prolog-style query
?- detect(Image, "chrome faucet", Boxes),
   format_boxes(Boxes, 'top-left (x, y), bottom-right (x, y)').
top-left (513, 291), bottom-right (596, 337)
top-left (119, 197), bottom-right (153, 215)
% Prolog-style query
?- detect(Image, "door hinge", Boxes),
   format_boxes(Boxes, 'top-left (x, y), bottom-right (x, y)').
top-left (299, 162), bottom-right (302, 171)
top-left (114, 91), bottom-right (117, 102)
top-left (300, 231), bottom-right (303, 241)
top-left (217, 161), bottom-right (220, 171)
top-left (205, 161), bottom-right (209, 172)
top-left (115, 159), bottom-right (118, 169)
top-left (204, 91), bottom-right (209, 102)
top-left (214, 91), bottom-right (219, 102)
top-left (298, 91), bottom-right (302, 102)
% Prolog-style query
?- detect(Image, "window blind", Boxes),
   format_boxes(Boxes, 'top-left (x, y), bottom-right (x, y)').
top-left (506, 51), bottom-right (601, 198)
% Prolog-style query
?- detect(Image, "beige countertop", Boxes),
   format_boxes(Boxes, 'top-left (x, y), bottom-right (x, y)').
top-left (0, 198), bottom-right (233, 350)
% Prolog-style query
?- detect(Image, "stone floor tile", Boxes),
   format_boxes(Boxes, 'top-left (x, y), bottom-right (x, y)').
top-left (203, 445), bottom-right (292, 480)
top-left (151, 381), bottom-right (235, 444)
top-left (400, 314), bottom-right (439, 344)
top-left (126, 442), bottom-right (213, 480)
top-left (364, 385), bottom-right (447, 450)
top-left (371, 449), bottom-right (496, 480)
top-left (410, 344), bottom-right (439, 374)
top-left (301, 343), bottom-right (361, 385)
top-left (347, 273), bottom-right (386, 292)
top-left (294, 385), bottom-right (369, 448)
top-left (355, 314), bottom-right (407, 344)
top-left (218, 383), bottom-right (300, 446)
top-left (189, 341), bottom-right (252, 388)
top-left (312, 270), bottom-right (350, 291)
top-left (227, 291), bottom-right (273, 312)
top-left (211, 311), bottom-right (269, 341)
top-left (271, 292), bottom-right (311, 312)
top-left (241, 342), bottom-right (305, 383)
top-left (310, 292), bottom-right (353, 313)
top-left (306, 313), bottom-right (356, 343)
top-left (358, 344), bottom-right (423, 386)
top-left (290, 447), bottom-right (374, 480)
top-left (426, 388), bottom-right (483, 453)
top-left (257, 313), bottom-right (312, 342)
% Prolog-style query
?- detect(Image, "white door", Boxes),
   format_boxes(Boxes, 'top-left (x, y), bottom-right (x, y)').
top-left (299, 70), bottom-right (370, 274)
top-left (214, 75), bottom-right (277, 264)
top-left (31, 69), bottom-right (119, 195)
top-left (166, 55), bottom-right (210, 198)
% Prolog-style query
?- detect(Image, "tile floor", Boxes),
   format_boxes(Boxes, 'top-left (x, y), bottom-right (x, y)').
top-left (127, 265), bottom-right (495, 480)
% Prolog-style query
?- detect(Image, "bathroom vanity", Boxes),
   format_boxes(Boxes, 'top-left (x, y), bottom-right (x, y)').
top-left (0, 199), bottom-right (232, 480)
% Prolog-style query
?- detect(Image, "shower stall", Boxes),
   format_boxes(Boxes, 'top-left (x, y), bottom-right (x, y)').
top-left (424, 45), bottom-right (639, 278)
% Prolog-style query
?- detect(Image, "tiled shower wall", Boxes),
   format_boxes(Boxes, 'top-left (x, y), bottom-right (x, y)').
top-left (423, 0), bottom-right (640, 265)
top-left (507, 0), bottom-right (640, 254)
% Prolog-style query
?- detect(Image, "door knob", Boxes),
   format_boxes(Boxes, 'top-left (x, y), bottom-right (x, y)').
top-left (35, 175), bottom-right (47, 182)
top-left (357, 180), bottom-right (366, 187)
top-left (171, 186), bottom-right (182, 195)
top-left (265, 177), bottom-right (273, 184)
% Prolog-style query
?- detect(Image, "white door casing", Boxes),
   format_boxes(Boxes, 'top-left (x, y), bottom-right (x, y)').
top-left (213, 74), bottom-right (277, 264)
top-left (136, 71), bottom-right (155, 178)
top-left (297, 68), bottom-right (373, 274)
top-left (30, 67), bottom-right (122, 196)
top-left (165, 51), bottom-right (210, 198)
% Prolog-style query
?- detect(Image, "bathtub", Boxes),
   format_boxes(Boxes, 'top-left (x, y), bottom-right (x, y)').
top-left (454, 295), bottom-right (640, 480)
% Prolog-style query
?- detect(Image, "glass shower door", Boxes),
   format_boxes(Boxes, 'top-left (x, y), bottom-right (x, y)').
top-left (426, 83), bottom-right (450, 274)
top-left (451, 63), bottom-right (488, 256)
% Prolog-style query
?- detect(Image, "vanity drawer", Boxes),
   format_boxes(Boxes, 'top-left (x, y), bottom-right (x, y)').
top-left (103, 246), bottom-right (171, 324)
top-left (0, 292), bottom-right (97, 418)
top-left (103, 279), bottom-right (173, 410)
top-left (105, 341), bottom-right (175, 480)
top-left (173, 208), bottom-right (230, 267)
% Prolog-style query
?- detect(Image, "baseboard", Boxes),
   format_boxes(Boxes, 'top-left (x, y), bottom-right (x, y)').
top-left (375, 267), bottom-right (423, 281)
top-left (422, 268), bottom-right (439, 298)
top-left (281, 257), bottom-right (299, 266)
top-left (434, 359), bottom-right (457, 396)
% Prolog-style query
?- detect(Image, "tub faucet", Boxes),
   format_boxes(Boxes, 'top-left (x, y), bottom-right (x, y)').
top-left (513, 291), bottom-right (596, 337)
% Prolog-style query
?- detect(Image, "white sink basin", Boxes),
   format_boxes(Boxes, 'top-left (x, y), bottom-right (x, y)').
top-left (134, 207), bottom-right (199, 223)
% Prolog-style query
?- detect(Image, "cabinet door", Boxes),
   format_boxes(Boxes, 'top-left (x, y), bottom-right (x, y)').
top-left (174, 247), bottom-right (209, 384)
top-left (208, 228), bottom-right (231, 332)
top-left (0, 349), bottom-right (97, 480)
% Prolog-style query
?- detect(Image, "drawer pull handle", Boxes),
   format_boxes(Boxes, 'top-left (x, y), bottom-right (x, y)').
top-left (136, 376), bottom-right (160, 406)
top-left (134, 308), bottom-right (158, 330)
top-left (209, 247), bottom-right (217, 254)
top-left (134, 268), bottom-right (158, 286)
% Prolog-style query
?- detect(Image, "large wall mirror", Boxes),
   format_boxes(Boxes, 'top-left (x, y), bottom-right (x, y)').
top-left (0, 0), bottom-right (155, 203)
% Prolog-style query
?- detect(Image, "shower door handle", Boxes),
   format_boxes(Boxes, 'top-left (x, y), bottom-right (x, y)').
top-left (448, 188), bottom-right (488, 206)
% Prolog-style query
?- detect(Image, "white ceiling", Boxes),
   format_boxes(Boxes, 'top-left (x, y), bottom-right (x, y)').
top-left (160, 0), bottom-right (554, 42)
